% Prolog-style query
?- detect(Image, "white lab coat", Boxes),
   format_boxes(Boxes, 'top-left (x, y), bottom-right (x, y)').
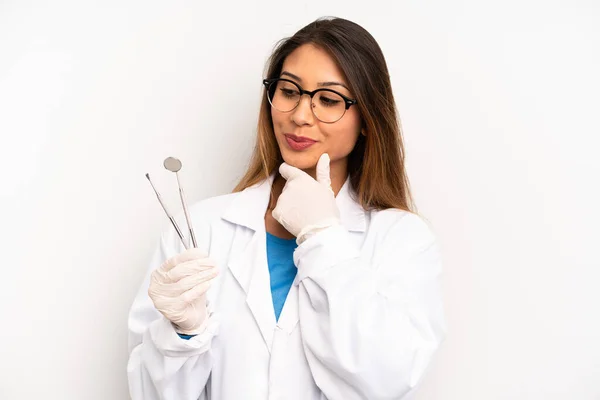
top-left (127, 174), bottom-right (445, 400)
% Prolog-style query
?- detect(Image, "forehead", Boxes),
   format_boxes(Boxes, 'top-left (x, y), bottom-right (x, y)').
top-left (281, 44), bottom-right (347, 85)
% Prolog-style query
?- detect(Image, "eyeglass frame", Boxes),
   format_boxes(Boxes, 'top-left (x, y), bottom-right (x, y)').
top-left (262, 77), bottom-right (358, 123)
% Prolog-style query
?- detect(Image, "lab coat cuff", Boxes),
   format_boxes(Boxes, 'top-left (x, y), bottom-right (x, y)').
top-left (148, 313), bottom-right (220, 358)
top-left (293, 224), bottom-right (360, 282)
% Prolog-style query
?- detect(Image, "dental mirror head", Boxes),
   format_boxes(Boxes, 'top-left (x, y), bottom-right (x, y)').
top-left (163, 157), bottom-right (182, 173)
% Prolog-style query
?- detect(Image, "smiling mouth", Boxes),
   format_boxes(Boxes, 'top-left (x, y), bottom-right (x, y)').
top-left (284, 133), bottom-right (316, 143)
top-left (284, 134), bottom-right (317, 151)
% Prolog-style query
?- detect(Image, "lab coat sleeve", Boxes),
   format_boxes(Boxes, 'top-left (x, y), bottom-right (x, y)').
top-left (294, 211), bottom-right (446, 400)
top-left (127, 226), bottom-right (219, 400)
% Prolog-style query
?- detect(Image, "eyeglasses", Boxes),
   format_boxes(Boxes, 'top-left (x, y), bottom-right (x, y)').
top-left (263, 78), bottom-right (357, 123)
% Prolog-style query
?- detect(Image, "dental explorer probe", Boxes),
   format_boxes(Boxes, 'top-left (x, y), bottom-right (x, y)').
top-left (145, 173), bottom-right (189, 249)
top-left (163, 157), bottom-right (198, 248)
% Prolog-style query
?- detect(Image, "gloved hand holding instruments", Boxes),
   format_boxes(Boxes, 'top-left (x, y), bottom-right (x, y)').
top-left (145, 157), bottom-right (218, 335)
top-left (144, 153), bottom-right (339, 334)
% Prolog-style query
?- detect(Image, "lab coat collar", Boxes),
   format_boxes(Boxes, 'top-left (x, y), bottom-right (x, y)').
top-left (221, 172), bottom-right (366, 351)
top-left (221, 173), bottom-right (367, 233)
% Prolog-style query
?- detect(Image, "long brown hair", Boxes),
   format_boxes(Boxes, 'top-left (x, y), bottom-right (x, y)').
top-left (233, 17), bottom-right (415, 213)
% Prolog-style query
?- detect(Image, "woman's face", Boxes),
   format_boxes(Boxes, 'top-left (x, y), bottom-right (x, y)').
top-left (270, 44), bottom-right (363, 177)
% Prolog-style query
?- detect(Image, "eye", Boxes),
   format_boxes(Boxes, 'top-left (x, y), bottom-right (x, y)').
top-left (318, 94), bottom-right (342, 107)
top-left (279, 87), bottom-right (300, 98)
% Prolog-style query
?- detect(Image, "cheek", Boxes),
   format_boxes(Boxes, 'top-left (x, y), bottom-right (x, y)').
top-left (270, 110), bottom-right (286, 142)
top-left (324, 114), bottom-right (361, 156)
top-left (271, 108), bottom-right (287, 129)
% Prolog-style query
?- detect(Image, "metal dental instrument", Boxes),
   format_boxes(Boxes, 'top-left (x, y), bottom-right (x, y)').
top-left (163, 157), bottom-right (198, 248)
top-left (145, 173), bottom-right (189, 249)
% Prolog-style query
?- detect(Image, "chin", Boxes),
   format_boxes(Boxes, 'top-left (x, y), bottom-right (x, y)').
top-left (280, 149), bottom-right (320, 171)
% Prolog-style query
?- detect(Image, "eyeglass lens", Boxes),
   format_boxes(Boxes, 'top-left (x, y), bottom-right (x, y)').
top-left (267, 79), bottom-right (347, 123)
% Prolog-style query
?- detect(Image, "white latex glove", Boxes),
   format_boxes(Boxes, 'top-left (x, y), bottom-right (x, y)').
top-left (148, 248), bottom-right (219, 335)
top-left (272, 153), bottom-right (341, 244)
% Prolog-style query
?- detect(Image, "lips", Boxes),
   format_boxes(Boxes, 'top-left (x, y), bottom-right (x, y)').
top-left (284, 134), bottom-right (317, 151)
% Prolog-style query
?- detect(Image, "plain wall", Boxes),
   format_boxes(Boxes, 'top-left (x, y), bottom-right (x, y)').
top-left (1, 0), bottom-right (599, 399)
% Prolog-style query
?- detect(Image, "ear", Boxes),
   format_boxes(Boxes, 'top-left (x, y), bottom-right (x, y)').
top-left (361, 128), bottom-right (367, 136)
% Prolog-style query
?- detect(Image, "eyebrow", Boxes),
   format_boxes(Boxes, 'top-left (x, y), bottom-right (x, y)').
top-left (280, 71), bottom-right (351, 92)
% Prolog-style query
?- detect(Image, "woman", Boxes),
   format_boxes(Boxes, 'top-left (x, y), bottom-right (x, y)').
top-left (128, 17), bottom-right (445, 400)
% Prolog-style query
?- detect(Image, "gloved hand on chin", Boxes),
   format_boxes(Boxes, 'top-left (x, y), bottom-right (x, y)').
top-left (272, 153), bottom-right (342, 245)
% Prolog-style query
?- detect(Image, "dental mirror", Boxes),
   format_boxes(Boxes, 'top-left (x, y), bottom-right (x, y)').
top-left (163, 157), bottom-right (182, 172)
top-left (163, 157), bottom-right (197, 248)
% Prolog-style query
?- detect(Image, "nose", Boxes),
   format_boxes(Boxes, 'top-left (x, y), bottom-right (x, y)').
top-left (291, 94), bottom-right (315, 126)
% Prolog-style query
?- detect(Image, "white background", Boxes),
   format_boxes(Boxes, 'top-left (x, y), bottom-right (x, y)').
top-left (1, 1), bottom-right (599, 399)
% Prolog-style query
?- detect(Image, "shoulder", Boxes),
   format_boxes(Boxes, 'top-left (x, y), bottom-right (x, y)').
top-left (359, 209), bottom-right (443, 275)
top-left (368, 208), bottom-right (437, 249)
